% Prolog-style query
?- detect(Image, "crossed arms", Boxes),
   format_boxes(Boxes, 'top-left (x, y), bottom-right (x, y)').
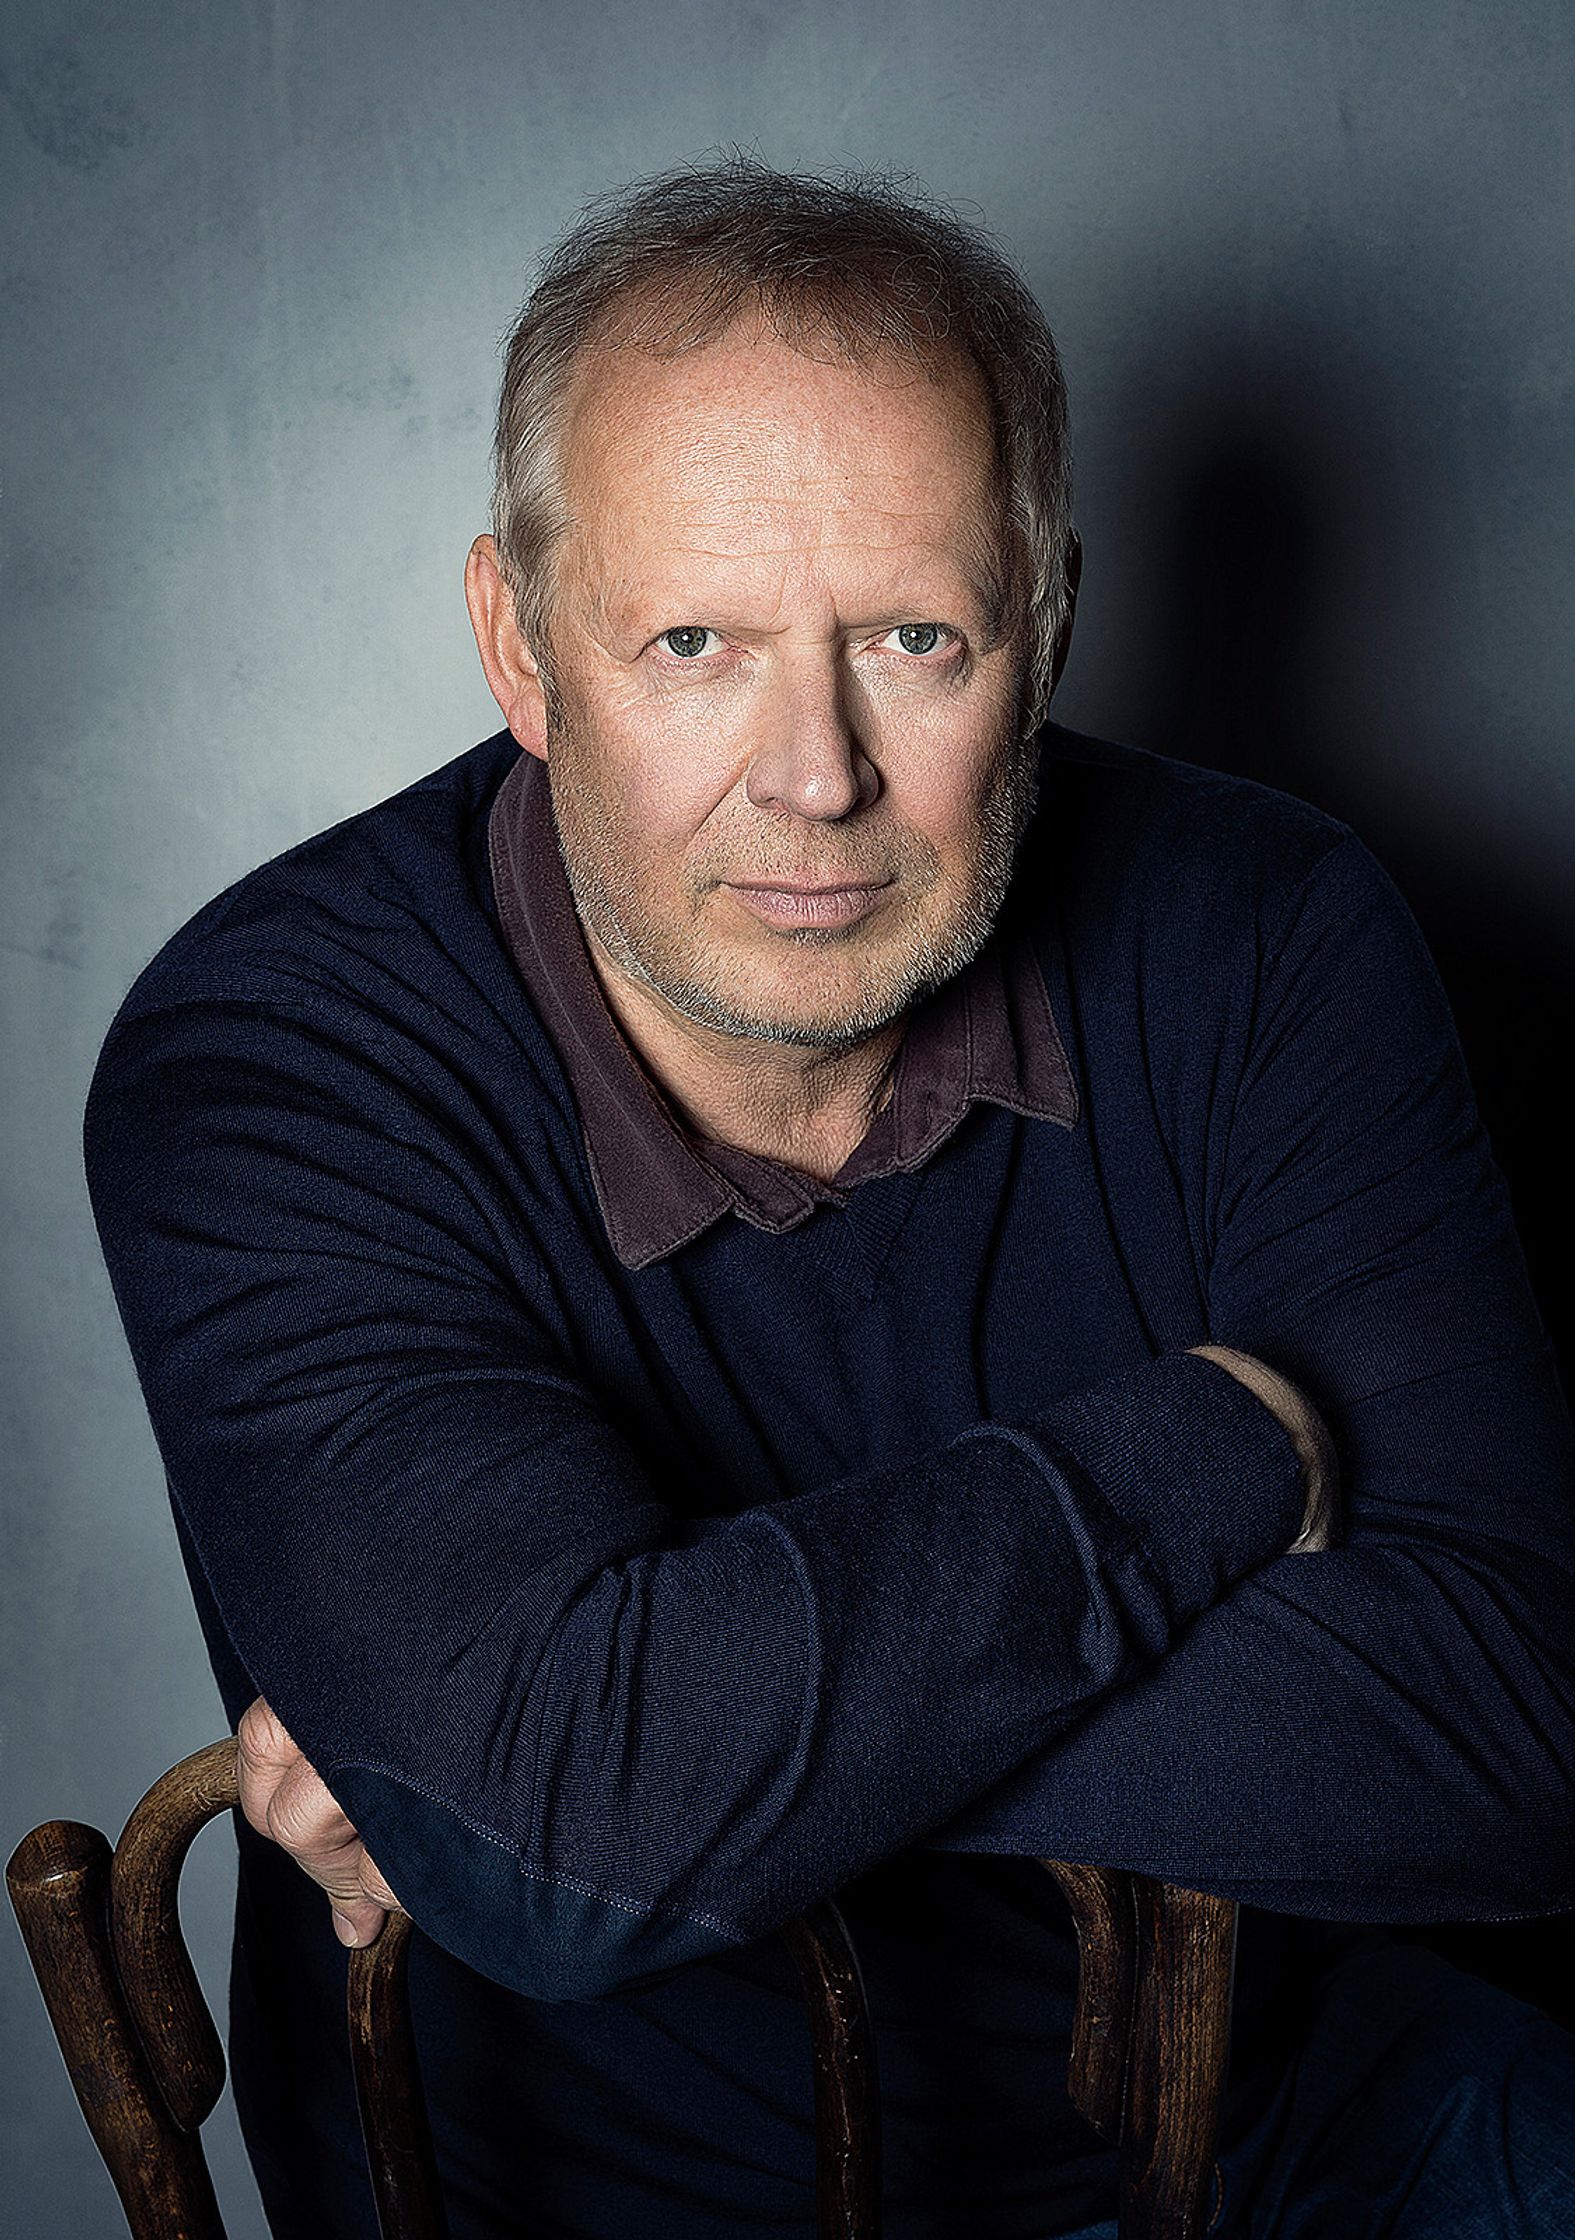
top-left (229, 1343), bottom-right (1340, 1952)
top-left (82, 827), bottom-right (1575, 2001)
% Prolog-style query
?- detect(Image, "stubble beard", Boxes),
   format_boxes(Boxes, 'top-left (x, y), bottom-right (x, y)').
top-left (545, 705), bottom-right (1042, 1053)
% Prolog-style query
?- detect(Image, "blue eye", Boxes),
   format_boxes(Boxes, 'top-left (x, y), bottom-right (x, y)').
top-left (661, 626), bottom-right (715, 659)
top-left (892, 624), bottom-right (945, 655)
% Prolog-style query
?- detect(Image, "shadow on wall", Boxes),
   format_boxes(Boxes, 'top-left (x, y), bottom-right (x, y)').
top-left (1086, 334), bottom-right (1575, 2020)
top-left (1113, 353), bottom-right (1574, 1386)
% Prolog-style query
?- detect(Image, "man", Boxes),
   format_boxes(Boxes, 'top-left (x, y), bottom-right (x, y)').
top-left (83, 157), bottom-right (1575, 2237)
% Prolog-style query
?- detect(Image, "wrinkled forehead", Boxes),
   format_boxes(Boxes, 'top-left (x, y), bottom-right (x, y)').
top-left (551, 308), bottom-right (1009, 628)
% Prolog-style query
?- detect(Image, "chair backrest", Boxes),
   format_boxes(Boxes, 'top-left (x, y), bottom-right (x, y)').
top-left (7, 1738), bottom-right (1237, 2240)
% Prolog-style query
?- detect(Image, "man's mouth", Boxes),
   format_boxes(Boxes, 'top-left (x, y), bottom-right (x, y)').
top-left (722, 878), bottom-right (894, 930)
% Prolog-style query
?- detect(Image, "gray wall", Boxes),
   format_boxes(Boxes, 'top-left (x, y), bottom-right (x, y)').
top-left (5, 2), bottom-right (1572, 2228)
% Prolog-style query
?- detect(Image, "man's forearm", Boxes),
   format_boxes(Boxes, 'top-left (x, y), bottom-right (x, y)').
top-left (922, 1336), bottom-right (1575, 1922)
top-left (319, 1346), bottom-right (1309, 2002)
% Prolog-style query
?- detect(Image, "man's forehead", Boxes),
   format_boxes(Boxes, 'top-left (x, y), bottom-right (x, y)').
top-left (565, 325), bottom-right (992, 471)
top-left (556, 330), bottom-right (1005, 631)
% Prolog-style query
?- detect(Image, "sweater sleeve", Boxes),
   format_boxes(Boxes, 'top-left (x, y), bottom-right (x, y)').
top-left (923, 829), bottom-right (1575, 1925)
top-left (82, 985), bottom-right (1308, 2003)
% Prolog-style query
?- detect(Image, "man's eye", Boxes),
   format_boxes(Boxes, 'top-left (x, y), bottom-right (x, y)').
top-left (659, 626), bottom-right (720, 659)
top-left (883, 623), bottom-right (952, 657)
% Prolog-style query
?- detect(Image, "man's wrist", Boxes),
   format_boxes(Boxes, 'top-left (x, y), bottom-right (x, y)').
top-left (1186, 1344), bottom-right (1341, 1551)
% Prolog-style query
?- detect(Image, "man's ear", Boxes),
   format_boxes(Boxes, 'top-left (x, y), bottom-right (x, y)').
top-left (1046, 529), bottom-right (1082, 700)
top-left (464, 534), bottom-right (551, 761)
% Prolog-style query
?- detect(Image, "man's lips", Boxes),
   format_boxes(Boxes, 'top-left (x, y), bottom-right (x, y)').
top-left (726, 879), bottom-right (892, 894)
top-left (722, 877), bottom-right (894, 929)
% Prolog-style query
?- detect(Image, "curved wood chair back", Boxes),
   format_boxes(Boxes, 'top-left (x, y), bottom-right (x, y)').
top-left (7, 1737), bottom-right (1237, 2240)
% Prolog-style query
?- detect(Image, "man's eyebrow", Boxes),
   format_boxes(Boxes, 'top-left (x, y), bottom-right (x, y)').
top-left (957, 504), bottom-right (1017, 649)
top-left (607, 562), bottom-right (1011, 642)
top-left (960, 555), bottom-right (1014, 651)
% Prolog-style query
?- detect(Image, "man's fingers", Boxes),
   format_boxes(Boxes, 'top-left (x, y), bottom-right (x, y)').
top-left (327, 1853), bottom-right (403, 1948)
top-left (264, 1756), bottom-right (362, 1881)
top-left (264, 1755), bottom-right (359, 1857)
top-left (359, 1848), bottom-right (402, 1912)
top-left (330, 1895), bottom-right (391, 1947)
top-left (234, 1694), bottom-right (404, 1945)
top-left (235, 1694), bottom-right (306, 1837)
top-left (237, 1694), bottom-right (299, 1770)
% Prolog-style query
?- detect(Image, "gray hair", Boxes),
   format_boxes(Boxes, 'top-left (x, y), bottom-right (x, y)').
top-left (489, 150), bottom-right (1075, 736)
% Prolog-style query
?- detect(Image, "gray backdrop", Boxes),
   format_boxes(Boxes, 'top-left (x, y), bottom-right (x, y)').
top-left (5, 3), bottom-right (1573, 2229)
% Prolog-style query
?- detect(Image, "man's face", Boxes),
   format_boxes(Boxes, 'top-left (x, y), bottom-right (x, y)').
top-left (530, 311), bottom-right (1037, 1052)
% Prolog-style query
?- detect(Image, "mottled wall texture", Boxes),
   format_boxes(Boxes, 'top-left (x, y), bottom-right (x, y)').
top-left (4, 3), bottom-right (1572, 2229)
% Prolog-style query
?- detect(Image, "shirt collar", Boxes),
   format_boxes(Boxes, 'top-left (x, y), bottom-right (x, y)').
top-left (486, 742), bottom-right (1077, 1270)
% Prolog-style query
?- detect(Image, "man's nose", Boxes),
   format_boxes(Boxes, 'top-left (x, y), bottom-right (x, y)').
top-left (743, 653), bottom-right (880, 822)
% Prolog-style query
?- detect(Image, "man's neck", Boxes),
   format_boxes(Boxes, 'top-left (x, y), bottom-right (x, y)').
top-left (579, 924), bottom-right (906, 1184)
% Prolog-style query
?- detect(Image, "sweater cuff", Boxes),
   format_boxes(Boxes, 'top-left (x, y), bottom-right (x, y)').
top-left (975, 1348), bottom-right (1310, 1621)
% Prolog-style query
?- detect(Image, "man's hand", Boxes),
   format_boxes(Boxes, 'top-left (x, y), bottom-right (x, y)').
top-left (236, 1696), bottom-right (403, 1948)
top-left (1186, 1343), bottom-right (1342, 1552)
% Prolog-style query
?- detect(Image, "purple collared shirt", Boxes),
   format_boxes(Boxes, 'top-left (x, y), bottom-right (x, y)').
top-left (486, 741), bottom-right (1079, 1268)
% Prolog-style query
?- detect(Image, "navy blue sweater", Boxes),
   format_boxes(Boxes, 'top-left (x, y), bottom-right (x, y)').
top-left (82, 721), bottom-right (1575, 2237)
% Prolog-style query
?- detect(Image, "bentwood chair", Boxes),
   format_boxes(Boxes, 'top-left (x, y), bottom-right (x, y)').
top-left (8, 1737), bottom-right (1237, 2240)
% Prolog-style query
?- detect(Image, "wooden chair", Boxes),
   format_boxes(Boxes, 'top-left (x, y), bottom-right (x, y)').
top-left (7, 1737), bottom-right (1237, 2240)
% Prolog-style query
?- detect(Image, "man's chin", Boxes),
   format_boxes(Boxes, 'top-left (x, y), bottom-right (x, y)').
top-left (658, 951), bottom-right (935, 1049)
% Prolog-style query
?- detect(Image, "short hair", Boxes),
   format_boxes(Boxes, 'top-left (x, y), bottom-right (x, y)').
top-left (489, 150), bottom-right (1075, 736)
